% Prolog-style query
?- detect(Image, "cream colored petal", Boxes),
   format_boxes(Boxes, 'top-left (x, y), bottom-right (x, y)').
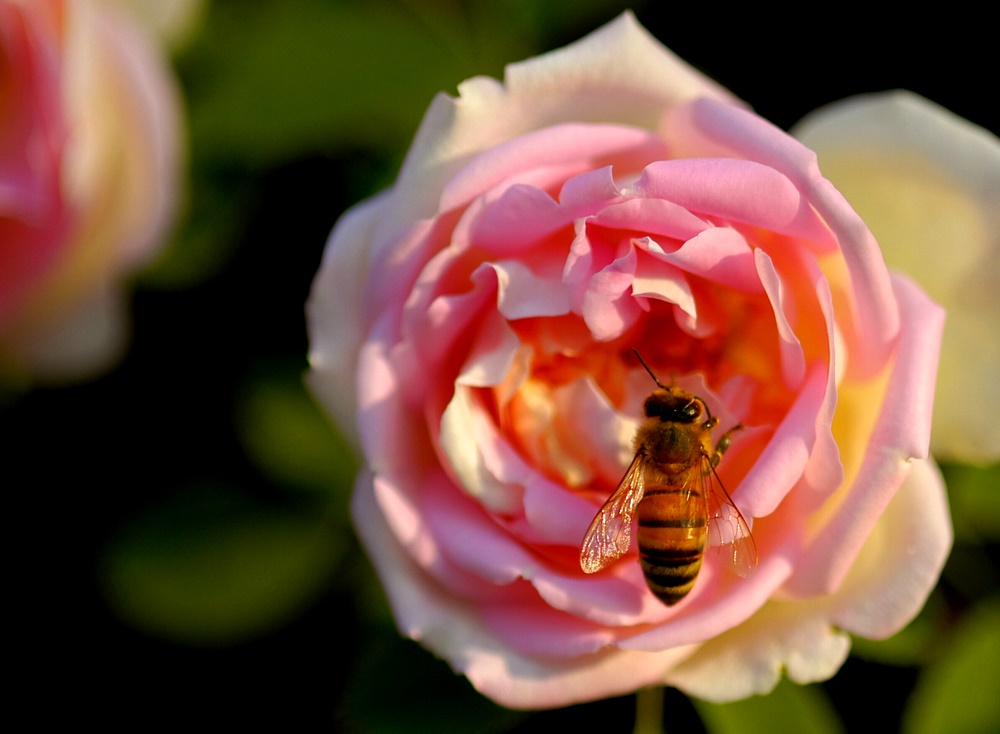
top-left (439, 384), bottom-right (523, 514)
top-left (663, 598), bottom-right (851, 703)
top-left (829, 458), bottom-right (952, 638)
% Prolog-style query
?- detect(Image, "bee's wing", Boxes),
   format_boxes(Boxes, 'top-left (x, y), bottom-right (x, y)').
top-left (579, 453), bottom-right (646, 574)
top-left (704, 458), bottom-right (758, 578)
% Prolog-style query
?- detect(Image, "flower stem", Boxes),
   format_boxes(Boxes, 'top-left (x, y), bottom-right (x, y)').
top-left (634, 687), bottom-right (664, 734)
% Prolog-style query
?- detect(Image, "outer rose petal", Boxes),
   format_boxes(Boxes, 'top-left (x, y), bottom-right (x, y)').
top-left (306, 194), bottom-right (385, 448)
top-left (830, 458), bottom-right (951, 638)
top-left (793, 91), bottom-right (1000, 463)
top-left (664, 600), bottom-right (851, 702)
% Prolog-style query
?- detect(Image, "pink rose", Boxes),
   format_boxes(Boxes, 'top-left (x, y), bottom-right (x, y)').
top-left (0, 0), bottom-right (182, 382)
top-left (307, 13), bottom-right (950, 708)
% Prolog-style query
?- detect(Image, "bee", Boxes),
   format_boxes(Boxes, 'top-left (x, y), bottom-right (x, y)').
top-left (579, 351), bottom-right (757, 605)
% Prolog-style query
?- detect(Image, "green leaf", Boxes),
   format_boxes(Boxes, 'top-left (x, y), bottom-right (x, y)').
top-left (236, 363), bottom-right (359, 501)
top-left (903, 598), bottom-right (1000, 734)
top-left (180, 0), bottom-right (519, 165)
top-left (177, 0), bottom-right (648, 166)
top-left (138, 173), bottom-right (252, 289)
top-left (942, 462), bottom-right (1000, 542)
top-left (101, 484), bottom-right (343, 644)
top-left (694, 678), bottom-right (844, 734)
top-left (340, 633), bottom-right (523, 733)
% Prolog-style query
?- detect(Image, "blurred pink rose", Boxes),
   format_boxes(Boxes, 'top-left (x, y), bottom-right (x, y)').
top-left (0, 0), bottom-right (182, 382)
top-left (307, 13), bottom-right (950, 708)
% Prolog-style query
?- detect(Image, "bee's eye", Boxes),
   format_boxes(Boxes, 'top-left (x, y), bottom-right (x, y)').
top-left (643, 393), bottom-right (672, 420)
top-left (644, 392), bottom-right (707, 423)
top-left (645, 403), bottom-right (667, 420)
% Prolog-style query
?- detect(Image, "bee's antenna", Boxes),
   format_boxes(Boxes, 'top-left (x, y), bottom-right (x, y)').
top-left (632, 349), bottom-right (668, 390)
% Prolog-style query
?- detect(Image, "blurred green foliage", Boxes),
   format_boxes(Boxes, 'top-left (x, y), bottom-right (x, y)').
top-left (902, 598), bottom-right (1000, 734)
top-left (177, 0), bottom-right (634, 165)
top-left (944, 462), bottom-right (1000, 542)
top-left (696, 679), bottom-right (844, 734)
top-left (237, 362), bottom-right (359, 498)
top-left (101, 481), bottom-right (345, 644)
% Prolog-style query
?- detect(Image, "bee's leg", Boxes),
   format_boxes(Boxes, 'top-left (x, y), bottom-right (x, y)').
top-left (709, 423), bottom-right (744, 468)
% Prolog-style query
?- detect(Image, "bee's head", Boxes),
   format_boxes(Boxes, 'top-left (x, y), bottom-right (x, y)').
top-left (643, 389), bottom-right (706, 423)
top-left (633, 349), bottom-right (711, 424)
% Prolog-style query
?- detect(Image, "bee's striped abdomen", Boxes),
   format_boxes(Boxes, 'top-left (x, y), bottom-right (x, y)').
top-left (636, 487), bottom-right (708, 606)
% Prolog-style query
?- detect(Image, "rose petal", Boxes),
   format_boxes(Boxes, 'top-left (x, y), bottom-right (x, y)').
top-left (455, 313), bottom-right (522, 389)
top-left (440, 384), bottom-right (523, 514)
top-left (370, 472), bottom-right (506, 600)
top-left (755, 248), bottom-right (806, 389)
top-left (784, 274), bottom-right (944, 595)
top-left (480, 588), bottom-right (626, 657)
top-left (591, 197), bottom-right (708, 241)
top-left (558, 165), bottom-right (623, 212)
top-left (830, 457), bottom-right (951, 638)
top-left (402, 259), bottom-right (497, 373)
top-left (421, 475), bottom-right (539, 586)
top-left (663, 599), bottom-right (851, 703)
top-left (2, 281), bottom-right (127, 381)
top-left (634, 157), bottom-right (827, 243)
top-left (736, 364), bottom-right (830, 518)
top-left (631, 239), bottom-right (698, 327)
top-left (64, 0), bottom-right (182, 268)
top-left (554, 376), bottom-right (638, 487)
top-left (662, 227), bottom-right (763, 293)
top-left (356, 321), bottom-right (440, 481)
top-left (519, 473), bottom-right (599, 546)
top-left (463, 184), bottom-right (567, 254)
top-left (491, 257), bottom-right (572, 319)
top-left (581, 245), bottom-right (644, 340)
top-left (440, 123), bottom-right (665, 213)
top-left (307, 194), bottom-right (386, 444)
top-left (619, 546), bottom-right (794, 652)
